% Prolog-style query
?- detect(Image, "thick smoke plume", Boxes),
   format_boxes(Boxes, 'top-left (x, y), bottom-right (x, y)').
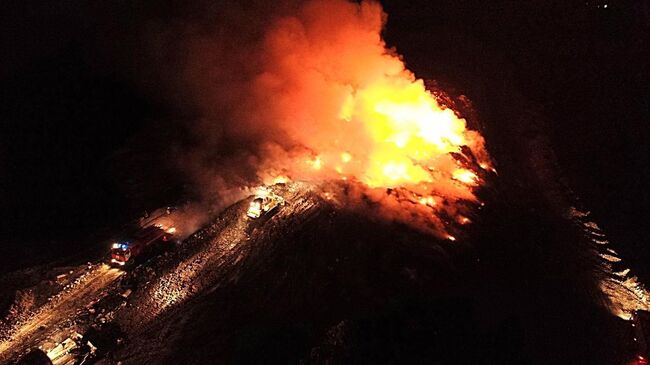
top-left (159, 0), bottom-right (492, 237)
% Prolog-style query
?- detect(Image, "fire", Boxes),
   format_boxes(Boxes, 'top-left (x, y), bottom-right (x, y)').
top-left (307, 156), bottom-right (323, 170)
top-left (419, 196), bottom-right (436, 207)
top-left (272, 175), bottom-right (290, 184)
top-left (297, 77), bottom-right (487, 190)
top-left (247, 0), bottom-right (493, 237)
top-left (452, 169), bottom-right (479, 185)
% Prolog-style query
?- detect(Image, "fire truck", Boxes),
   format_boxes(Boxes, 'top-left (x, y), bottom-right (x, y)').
top-left (110, 225), bottom-right (174, 266)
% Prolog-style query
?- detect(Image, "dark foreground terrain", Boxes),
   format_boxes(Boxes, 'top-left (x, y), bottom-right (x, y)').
top-left (1, 164), bottom-right (647, 364)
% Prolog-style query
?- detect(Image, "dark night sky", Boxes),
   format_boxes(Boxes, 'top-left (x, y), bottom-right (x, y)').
top-left (1, 0), bottom-right (649, 278)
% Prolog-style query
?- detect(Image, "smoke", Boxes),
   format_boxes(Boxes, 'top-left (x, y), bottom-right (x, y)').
top-left (136, 0), bottom-right (491, 237)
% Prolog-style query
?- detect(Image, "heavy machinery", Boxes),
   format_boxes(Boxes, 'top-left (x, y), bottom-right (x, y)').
top-left (246, 192), bottom-right (285, 219)
top-left (110, 226), bottom-right (174, 266)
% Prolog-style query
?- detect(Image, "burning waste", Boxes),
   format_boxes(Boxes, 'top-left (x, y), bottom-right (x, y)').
top-left (251, 0), bottom-right (493, 237)
top-left (183, 0), bottom-right (494, 238)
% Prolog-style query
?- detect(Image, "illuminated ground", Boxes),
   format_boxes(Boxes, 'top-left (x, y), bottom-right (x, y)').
top-left (0, 264), bottom-right (123, 363)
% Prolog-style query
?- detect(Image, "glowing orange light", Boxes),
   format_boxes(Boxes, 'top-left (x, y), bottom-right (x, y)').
top-left (419, 196), bottom-right (436, 206)
top-left (452, 169), bottom-right (478, 185)
top-left (307, 156), bottom-right (323, 170)
top-left (339, 94), bottom-right (355, 122)
top-left (272, 175), bottom-right (289, 184)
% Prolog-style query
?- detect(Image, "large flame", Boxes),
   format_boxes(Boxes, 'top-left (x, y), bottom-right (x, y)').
top-left (305, 76), bottom-right (489, 190)
top-left (245, 0), bottom-right (493, 237)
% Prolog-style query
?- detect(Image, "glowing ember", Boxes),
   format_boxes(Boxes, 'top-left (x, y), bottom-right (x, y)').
top-left (308, 156), bottom-right (323, 170)
top-left (452, 169), bottom-right (479, 185)
top-left (419, 196), bottom-right (436, 207)
top-left (272, 175), bottom-right (290, 184)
